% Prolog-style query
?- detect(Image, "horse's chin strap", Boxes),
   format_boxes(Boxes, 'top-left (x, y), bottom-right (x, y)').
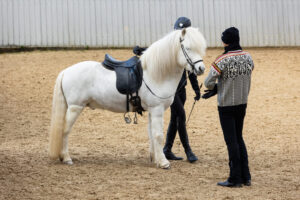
top-left (180, 38), bottom-right (203, 74)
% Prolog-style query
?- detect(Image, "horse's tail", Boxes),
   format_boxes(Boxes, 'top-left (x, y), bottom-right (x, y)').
top-left (49, 71), bottom-right (67, 160)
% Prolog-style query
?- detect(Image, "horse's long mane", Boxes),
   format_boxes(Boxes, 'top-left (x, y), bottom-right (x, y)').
top-left (140, 27), bottom-right (206, 83)
top-left (184, 27), bottom-right (207, 57)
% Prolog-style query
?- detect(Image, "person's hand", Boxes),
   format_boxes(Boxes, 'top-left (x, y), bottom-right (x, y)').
top-left (194, 91), bottom-right (201, 101)
top-left (202, 84), bottom-right (217, 99)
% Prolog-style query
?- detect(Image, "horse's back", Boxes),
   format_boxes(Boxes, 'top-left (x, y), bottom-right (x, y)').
top-left (64, 61), bottom-right (101, 77)
top-left (62, 61), bottom-right (101, 92)
top-left (61, 61), bottom-right (127, 112)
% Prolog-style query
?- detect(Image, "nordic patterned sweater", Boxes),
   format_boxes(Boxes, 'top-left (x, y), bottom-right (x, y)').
top-left (204, 50), bottom-right (254, 107)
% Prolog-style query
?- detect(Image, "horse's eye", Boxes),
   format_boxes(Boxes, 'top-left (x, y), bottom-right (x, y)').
top-left (186, 48), bottom-right (191, 51)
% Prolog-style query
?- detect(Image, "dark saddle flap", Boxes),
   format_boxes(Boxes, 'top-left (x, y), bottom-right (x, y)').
top-left (102, 54), bottom-right (143, 95)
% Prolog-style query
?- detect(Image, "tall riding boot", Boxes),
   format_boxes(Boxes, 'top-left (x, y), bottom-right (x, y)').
top-left (178, 121), bottom-right (198, 163)
top-left (163, 122), bottom-right (183, 160)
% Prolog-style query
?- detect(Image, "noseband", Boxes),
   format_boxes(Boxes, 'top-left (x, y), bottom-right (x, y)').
top-left (180, 38), bottom-right (203, 73)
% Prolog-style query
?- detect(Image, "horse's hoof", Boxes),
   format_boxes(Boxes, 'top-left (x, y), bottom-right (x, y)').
top-left (162, 165), bottom-right (171, 170)
top-left (63, 160), bottom-right (73, 165)
top-left (159, 161), bottom-right (170, 169)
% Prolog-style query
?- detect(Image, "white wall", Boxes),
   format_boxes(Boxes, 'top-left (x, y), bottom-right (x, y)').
top-left (1, 0), bottom-right (299, 47)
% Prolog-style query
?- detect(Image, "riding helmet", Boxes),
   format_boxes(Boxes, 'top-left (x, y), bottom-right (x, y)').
top-left (174, 17), bottom-right (191, 30)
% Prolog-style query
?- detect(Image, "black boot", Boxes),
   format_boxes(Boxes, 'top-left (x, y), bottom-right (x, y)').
top-left (164, 150), bottom-right (183, 160)
top-left (163, 121), bottom-right (183, 160)
top-left (185, 150), bottom-right (198, 163)
top-left (217, 180), bottom-right (242, 187)
top-left (178, 121), bottom-right (198, 163)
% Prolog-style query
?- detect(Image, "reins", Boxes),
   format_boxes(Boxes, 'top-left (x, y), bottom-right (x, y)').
top-left (143, 78), bottom-right (174, 99)
top-left (143, 69), bottom-right (195, 100)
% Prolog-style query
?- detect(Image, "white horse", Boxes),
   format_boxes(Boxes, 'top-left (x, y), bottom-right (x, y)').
top-left (49, 27), bottom-right (207, 169)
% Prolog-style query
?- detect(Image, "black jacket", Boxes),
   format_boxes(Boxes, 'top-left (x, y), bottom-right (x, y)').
top-left (177, 69), bottom-right (200, 94)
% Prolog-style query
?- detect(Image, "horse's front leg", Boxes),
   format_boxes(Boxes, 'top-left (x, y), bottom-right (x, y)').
top-left (149, 107), bottom-right (170, 169)
top-left (147, 113), bottom-right (155, 162)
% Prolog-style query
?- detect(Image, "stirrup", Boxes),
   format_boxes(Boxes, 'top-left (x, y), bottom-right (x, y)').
top-left (124, 112), bottom-right (131, 124)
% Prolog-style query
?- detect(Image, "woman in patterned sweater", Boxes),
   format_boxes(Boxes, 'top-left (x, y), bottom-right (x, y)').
top-left (203, 27), bottom-right (254, 187)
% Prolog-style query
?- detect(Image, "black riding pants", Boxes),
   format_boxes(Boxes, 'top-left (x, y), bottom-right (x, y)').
top-left (218, 104), bottom-right (251, 183)
top-left (164, 89), bottom-right (191, 152)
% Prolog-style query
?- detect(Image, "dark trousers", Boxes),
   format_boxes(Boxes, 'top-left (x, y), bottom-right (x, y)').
top-left (218, 104), bottom-right (251, 183)
top-left (163, 89), bottom-right (192, 152)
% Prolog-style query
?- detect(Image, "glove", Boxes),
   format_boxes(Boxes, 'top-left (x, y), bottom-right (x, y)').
top-left (133, 46), bottom-right (146, 56)
top-left (194, 91), bottom-right (201, 101)
top-left (202, 84), bottom-right (217, 99)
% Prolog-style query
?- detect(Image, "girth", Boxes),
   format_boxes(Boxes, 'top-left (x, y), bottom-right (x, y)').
top-left (102, 54), bottom-right (144, 115)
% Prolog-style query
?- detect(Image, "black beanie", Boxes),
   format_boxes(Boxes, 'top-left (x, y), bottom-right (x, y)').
top-left (221, 27), bottom-right (240, 44)
top-left (174, 17), bottom-right (191, 30)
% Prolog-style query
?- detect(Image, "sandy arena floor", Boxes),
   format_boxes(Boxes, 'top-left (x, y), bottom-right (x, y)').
top-left (0, 48), bottom-right (299, 200)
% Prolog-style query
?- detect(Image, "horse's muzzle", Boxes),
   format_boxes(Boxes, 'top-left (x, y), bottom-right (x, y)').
top-left (195, 65), bottom-right (205, 75)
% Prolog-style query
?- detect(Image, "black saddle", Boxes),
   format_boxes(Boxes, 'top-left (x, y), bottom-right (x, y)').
top-left (103, 54), bottom-right (139, 69)
top-left (102, 54), bottom-right (143, 95)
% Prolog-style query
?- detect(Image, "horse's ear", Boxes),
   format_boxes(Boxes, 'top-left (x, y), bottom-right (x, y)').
top-left (181, 28), bottom-right (186, 37)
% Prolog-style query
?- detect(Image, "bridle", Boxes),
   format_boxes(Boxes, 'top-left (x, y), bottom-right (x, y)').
top-left (180, 38), bottom-right (204, 74)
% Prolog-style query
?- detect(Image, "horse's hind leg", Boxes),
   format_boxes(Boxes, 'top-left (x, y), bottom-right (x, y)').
top-left (60, 105), bottom-right (83, 164)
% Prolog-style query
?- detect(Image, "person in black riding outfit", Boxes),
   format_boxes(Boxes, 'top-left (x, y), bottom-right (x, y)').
top-left (133, 17), bottom-right (200, 163)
